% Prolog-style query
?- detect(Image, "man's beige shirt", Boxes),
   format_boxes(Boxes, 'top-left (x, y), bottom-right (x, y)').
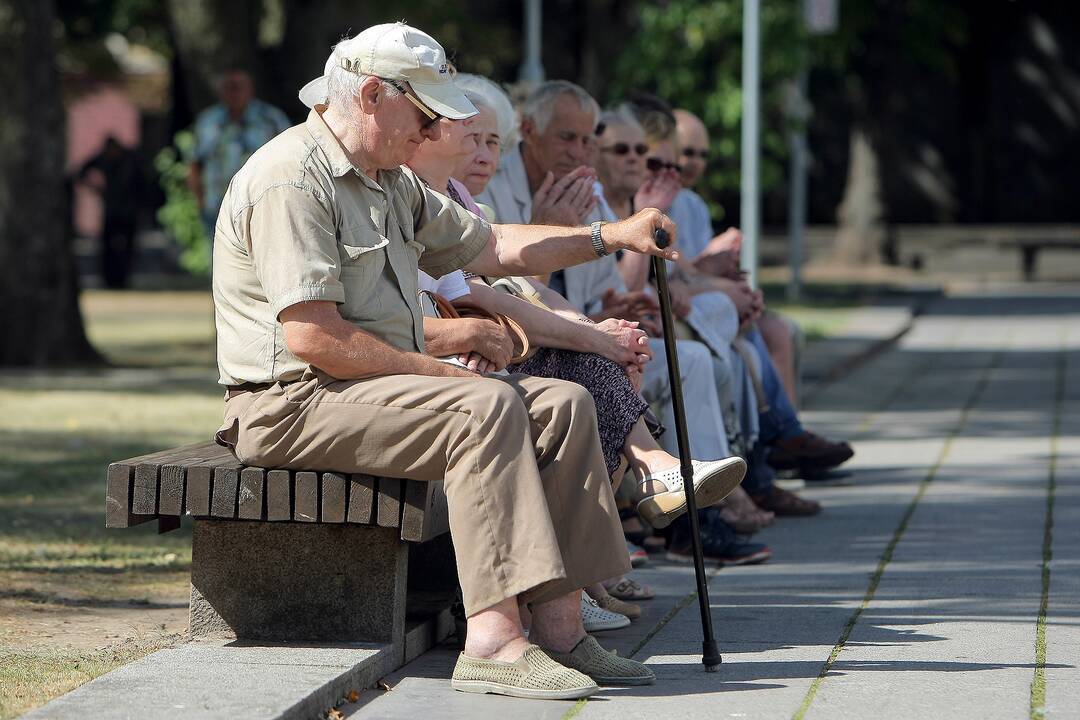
top-left (213, 109), bottom-right (491, 385)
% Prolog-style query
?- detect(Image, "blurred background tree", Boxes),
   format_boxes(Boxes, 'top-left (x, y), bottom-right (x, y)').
top-left (0, 0), bottom-right (100, 366)
top-left (5, 0), bottom-right (1080, 362)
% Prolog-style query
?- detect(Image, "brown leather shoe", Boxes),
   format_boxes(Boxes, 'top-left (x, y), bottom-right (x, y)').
top-left (767, 432), bottom-right (854, 471)
top-left (751, 486), bottom-right (822, 516)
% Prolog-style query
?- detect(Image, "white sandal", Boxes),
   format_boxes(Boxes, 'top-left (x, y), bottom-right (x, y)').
top-left (636, 457), bottom-right (746, 529)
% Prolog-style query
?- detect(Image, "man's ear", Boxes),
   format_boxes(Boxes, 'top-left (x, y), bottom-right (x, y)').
top-left (519, 117), bottom-right (537, 144)
top-left (356, 77), bottom-right (383, 115)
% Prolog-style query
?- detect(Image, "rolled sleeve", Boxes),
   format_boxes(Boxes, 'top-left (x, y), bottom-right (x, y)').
top-left (245, 183), bottom-right (346, 318)
top-left (406, 174), bottom-right (492, 278)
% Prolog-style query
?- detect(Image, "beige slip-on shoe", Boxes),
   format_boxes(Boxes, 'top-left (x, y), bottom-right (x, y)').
top-left (451, 644), bottom-right (599, 700)
top-left (542, 635), bottom-right (656, 686)
top-left (636, 456), bottom-right (747, 529)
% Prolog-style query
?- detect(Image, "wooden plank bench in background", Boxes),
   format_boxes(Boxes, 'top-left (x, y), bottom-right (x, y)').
top-left (106, 442), bottom-right (457, 661)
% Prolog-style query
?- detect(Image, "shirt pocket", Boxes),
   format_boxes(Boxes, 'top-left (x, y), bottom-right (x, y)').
top-left (337, 227), bottom-right (389, 319)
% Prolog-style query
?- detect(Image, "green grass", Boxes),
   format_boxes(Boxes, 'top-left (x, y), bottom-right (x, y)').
top-left (0, 290), bottom-right (221, 719)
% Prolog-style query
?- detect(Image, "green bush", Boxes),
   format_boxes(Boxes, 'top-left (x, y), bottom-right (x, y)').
top-left (153, 131), bottom-right (209, 276)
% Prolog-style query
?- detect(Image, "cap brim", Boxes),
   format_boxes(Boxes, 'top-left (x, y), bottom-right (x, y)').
top-left (410, 80), bottom-right (477, 120)
top-left (298, 76), bottom-right (328, 109)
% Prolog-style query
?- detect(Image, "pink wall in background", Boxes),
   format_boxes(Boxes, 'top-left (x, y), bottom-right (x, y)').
top-left (66, 86), bottom-right (140, 237)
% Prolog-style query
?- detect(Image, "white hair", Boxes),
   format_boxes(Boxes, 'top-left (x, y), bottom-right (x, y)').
top-left (520, 80), bottom-right (599, 134)
top-left (325, 35), bottom-right (400, 109)
top-left (455, 73), bottom-right (519, 149)
top-left (597, 104), bottom-right (644, 137)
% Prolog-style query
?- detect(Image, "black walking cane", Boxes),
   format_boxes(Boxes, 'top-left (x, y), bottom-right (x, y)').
top-left (651, 227), bottom-right (722, 672)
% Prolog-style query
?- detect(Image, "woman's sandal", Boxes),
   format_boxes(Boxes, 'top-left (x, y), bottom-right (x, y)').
top-left (604, 576), bottom-right (655, 601)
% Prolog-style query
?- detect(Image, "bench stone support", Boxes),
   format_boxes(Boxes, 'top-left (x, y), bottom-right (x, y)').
top-left (190, 520), bottom-right (408, 648)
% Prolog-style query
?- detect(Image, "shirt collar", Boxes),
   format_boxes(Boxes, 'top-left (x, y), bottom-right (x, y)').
top-left (305, 108), bottom-right (404, 192)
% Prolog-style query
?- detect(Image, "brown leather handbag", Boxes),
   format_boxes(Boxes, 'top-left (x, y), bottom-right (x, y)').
top-left (418, 290), bottom-right (535, 364)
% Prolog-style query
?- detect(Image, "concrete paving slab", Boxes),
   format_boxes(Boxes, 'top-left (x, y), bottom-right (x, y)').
top-left (21, 641), bottom-right (394, 720)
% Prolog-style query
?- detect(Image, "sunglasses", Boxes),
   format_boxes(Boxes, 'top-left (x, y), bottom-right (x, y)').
top-left (646, 157), bottom-right (682, 173)
top-left (384, 79), bottom-right (444, 129)
top-left (681, 147), bottom-right (709, 160)
top-left (601, 143), bottom-right (649, 157)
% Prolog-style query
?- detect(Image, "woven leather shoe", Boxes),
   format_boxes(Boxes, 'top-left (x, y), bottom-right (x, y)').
top-left (452, 645), bottom-right (598, 699)
top-left (543, 636), bottom-right (655, 686)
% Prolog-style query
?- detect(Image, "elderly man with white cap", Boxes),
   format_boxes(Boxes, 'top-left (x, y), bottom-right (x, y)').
top-left (209, 23), bottom-right (717, 700)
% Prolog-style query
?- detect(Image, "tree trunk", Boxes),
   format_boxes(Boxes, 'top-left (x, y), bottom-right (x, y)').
top-left (832, 128), bottom-right (885, 265)
top-left (0, 0), bottom-right (100, 366)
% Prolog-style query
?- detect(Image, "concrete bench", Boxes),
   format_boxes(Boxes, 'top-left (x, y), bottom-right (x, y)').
top-left (105, 442), bottom-right (458, 656)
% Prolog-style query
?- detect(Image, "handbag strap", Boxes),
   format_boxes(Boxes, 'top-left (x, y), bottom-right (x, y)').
top-left (418, 289), bottom-right (532, 363)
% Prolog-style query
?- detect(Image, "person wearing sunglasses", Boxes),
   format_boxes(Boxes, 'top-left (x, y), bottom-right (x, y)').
top-left (667, 109), bottom-right (854, 505)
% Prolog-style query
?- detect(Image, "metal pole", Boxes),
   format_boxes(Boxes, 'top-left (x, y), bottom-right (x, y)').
top-left (519, 0), bottom-right (545, 84)
top-left (740, 0), bottom-right (761, 289)
top-left (787, 70), bottom-right (808, 303)
top-left (652, 229), bottom-right (722, 672)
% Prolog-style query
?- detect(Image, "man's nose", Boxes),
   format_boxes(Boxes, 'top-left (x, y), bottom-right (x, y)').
top-left (422, 122), bottom-right (442, 142)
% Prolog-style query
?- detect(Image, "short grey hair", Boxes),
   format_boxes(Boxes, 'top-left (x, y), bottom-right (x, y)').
top-left (325, 35), bottom-right (400, 109)
top-left (597, 104), bottom-right (644, 137)
top-left (456, 73), bottom-right (519, 149)
top-left (520, 80), bottom-right (599, 134)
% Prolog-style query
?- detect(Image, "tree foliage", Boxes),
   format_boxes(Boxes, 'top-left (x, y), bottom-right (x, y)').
top-left (611, 0), bottom-right (804, 223)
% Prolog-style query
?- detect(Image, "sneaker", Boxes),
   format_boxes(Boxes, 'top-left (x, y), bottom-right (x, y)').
top-left (628, 541), bottom-right (649, 568)
top-left (636, 457), bottom-right (746, 529)
top-left (665, 514), bottom-right (772, 566)
top-left (581, 593), bottom-right (631, 632)
top-left (767, 432), bottom-right (854, 472)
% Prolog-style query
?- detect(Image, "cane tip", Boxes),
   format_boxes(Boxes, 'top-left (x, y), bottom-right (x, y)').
top-left (704, 663), bottom-right (722, 673)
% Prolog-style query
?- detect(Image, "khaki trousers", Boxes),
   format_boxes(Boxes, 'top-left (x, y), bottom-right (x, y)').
top-left (217, 371), bottom-right (630, 616)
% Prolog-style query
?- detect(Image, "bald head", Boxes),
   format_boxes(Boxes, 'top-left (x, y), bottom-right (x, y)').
top-left (674, 109), bottom-right (709, 188)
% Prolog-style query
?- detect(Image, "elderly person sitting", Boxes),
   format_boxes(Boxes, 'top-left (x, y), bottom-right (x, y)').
top-left (210, 22), bottom-right (735, 699)
top-left (405, 74), bottom-right (746, 621)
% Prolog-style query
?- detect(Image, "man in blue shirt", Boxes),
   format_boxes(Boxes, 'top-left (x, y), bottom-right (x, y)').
top-left (187, 69), bottom-right (291, 236)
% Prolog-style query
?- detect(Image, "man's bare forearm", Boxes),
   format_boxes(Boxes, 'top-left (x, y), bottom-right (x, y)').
top-left (463, 210), bottom-right (678, 278)
top-left (281, 301), bottom-right (473, 380)
top-left (466, 224), bottom-right (597, 277)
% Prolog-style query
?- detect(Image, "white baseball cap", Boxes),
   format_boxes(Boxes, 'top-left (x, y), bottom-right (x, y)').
top-left (298, 22), bottom-right (477, 120)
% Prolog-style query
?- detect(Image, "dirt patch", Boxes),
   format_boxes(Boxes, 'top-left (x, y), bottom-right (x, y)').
top-left (0, 597), bottom-right (188, 651)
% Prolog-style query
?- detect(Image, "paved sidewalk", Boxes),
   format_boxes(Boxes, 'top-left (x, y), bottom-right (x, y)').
top-left (351, 288), bottom-right (1080, 720)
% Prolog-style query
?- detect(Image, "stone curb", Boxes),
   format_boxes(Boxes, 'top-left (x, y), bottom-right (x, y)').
top-left (23, 608), bottom-right (455, 719)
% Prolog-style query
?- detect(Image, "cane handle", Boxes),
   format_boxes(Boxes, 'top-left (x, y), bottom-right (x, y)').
top-left (654, 227), bottom-right (670, 249)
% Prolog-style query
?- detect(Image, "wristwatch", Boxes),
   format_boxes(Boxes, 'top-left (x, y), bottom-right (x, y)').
top-left (590, 221), bottom-right (608, 257)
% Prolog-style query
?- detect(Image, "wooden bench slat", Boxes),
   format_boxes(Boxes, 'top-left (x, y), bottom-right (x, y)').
top-left (401, 480), bottom-right (450, 542)
top-left (376, 478), bottom-right (403, 529)
top-left (347, 474), bottom-right (375, 524)
top-left (107, 444), bottom-right (213, 528)
top-left (212, 467), bottom-right (240, 518)
top-left (131, 463), bottom-right (160, 516)
top-left (238, 467), bottom-right (266, 520)
top-left (266, 470), bottom-right (292, 521)
top-left (160, 444), bottom-right (225, 516)
top-left (320, 473), bottom-right (347, 523)
top-left (294, 471), bottom-right (319, 522)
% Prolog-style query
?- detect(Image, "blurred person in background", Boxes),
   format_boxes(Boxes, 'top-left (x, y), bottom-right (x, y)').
top-left (77, 135), bottom-right (143, 289)
top-left (187, 69), bottom-right (291, 237)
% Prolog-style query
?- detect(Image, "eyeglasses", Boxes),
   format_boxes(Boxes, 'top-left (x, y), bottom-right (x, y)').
top-left (646, 157), bottom-right (682, 173)
top-left (681, 147), bottom-right (709, 160)
top-left (383, 79), bottom-right (444, 129)
top-left (601, 143), bottom-right (649, 157)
